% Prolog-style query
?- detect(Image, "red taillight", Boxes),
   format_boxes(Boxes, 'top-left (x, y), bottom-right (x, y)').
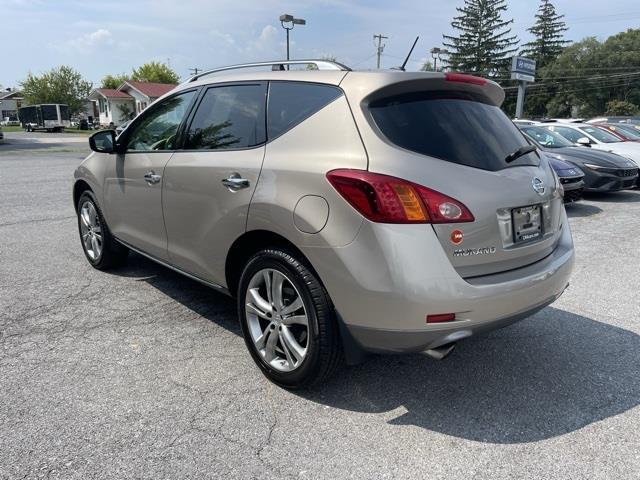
top-left (427, 313), bottom-right (456, 323)
top-left (326, 169), bottom-right (474, 224)
top-left (445, 72), bottom-right (487, 86)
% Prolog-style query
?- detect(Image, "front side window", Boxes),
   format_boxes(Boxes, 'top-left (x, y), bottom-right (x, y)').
top-left (126, 90), bottom-right (196, 152)
top-left (267, 82), bottom-right (342, 139)
top-left (184, 84), bottom-right (266, 150)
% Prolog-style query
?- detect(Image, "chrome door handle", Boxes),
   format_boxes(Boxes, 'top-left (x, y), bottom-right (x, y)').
top-left (222, 173), bottom-right (250, 191)
top-left (144, 171), bottom-right (162, 184)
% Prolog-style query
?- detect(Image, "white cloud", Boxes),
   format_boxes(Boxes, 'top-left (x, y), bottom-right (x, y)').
top-left (54, 28), bottom-right (115, 53)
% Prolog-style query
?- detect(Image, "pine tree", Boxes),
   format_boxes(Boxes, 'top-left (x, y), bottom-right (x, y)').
top-left (521, 0), bottom-right (570, 67)
top-left (443, 0), bottom-right (519, 76)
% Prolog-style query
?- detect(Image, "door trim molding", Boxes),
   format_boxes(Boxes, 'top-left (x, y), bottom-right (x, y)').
top-left (114, 237), bottom-right (232, 297)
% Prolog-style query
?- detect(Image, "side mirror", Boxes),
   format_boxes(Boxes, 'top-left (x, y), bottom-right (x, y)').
top-left (576, 137), bottom-right (592, 147)
top-left (89, 130), bottom-right (118, 153)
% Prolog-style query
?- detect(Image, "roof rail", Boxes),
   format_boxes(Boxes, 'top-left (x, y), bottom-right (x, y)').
top-left (187, 60), bottom-right (351, 83)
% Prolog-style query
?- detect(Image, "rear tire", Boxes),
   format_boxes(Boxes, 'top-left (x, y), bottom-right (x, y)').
top-left (77, 191), bottom-right (128, 270)
top-left (237, 248), bottom-right (342, 389)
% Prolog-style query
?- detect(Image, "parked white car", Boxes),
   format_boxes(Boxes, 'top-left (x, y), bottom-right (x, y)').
top-left (542, 123), bottom-right (640, 167)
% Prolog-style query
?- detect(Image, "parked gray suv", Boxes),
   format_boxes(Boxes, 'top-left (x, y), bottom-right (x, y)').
top-left (74, 60), bottom-right (574, 388)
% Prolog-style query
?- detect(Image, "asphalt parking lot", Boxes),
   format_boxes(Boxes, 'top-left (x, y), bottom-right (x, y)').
top-left (1, 131), bottom-right (639, 479)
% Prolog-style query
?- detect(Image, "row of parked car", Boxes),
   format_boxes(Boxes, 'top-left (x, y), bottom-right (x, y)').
top-left (514, 118), bottom-right (640, 202)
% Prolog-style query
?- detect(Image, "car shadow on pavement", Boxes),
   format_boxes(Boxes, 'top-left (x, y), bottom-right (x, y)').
top-left (109, 254), bottom-right (640, 445)
top-left (108, 252), bottom-right (239, 334)
top-left (564, 202), bottom-right (602, 218)
top-left (301, 307), bottom-right (640, 444)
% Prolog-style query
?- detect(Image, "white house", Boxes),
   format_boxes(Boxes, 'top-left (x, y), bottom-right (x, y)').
top-left (0, 90), bottom-right (25, 122)
top-left (88, 88), bottom-right (134, 126)
top-left (88, 81), bottom-right (176, 126)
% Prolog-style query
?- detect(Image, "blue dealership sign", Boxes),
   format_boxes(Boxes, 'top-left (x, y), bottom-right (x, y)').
top-left (511, 56), bottom-right (536, 82)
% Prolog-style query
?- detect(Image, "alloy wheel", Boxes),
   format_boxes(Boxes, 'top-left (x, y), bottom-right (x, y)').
top-left (245, 268), bottom-right (309, 372)
top-left (79, 201), bottom-right (103, 261)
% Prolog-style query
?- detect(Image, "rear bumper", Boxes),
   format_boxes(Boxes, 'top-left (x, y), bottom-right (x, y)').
top-left (303, 210), bottom-right (574, 354)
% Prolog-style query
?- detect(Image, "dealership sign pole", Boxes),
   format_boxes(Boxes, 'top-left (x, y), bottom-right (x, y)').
top-left (511, 56), bottom-right (536, 119)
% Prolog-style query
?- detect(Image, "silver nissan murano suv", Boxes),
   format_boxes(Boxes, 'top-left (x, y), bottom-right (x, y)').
top-left (74, 60), bottom-right (574, 388)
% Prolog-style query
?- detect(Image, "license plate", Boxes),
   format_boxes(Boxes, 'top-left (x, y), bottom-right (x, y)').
top-left (512, 205), bottom-right (543, 244)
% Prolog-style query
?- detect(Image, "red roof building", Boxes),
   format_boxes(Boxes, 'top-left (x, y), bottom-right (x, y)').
top-left (88, 80), bottom-right (177, 126)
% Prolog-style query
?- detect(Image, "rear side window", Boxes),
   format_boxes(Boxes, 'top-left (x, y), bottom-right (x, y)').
top-left (369, 92), bottom-right (538, 171)
top-left (185, 84), bottom-right (266, 150)
top-left (267, 82), bottom-right (342, 139)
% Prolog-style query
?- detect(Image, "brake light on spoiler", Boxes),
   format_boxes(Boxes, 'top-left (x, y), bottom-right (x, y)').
top-left (327, 169), bottom-right (474, 224)
top-left (445, 72), bottom-right (487, 86)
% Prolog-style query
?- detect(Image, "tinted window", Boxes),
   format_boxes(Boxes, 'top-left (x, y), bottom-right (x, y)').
top-left (613, 124), bottom-right (640, 139)
top-left (579, 126), bottom-right (621, 143)
top-left (185, 84), bottom-right (266, 150)
top-left (547, 126), bottom-right (586, 143)
top-left (59, 105), bottom-right (69, 121)
top-left (41, 105), bottom-right (58, 120)
top-left (369, 93), bottom-right (537, 171)
top-left (126, 90), bottom-right (196, 151)
top-left (522, 126), bottom-right (574, 148)
top-left (267, 82), bottom-right (342, 139)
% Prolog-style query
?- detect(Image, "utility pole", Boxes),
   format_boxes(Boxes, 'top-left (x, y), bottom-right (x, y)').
top-left (373, 33), bottom-right (388, 69)
top-left (189, 67), bottom-right (201, 77)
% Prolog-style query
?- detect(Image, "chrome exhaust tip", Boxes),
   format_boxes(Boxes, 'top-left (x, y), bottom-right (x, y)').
top-left (423, 342), bottom-right (456, 360)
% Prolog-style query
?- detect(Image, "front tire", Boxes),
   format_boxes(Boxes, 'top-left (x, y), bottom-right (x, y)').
top-left (77, 191), bottom-right (128, 270)
top-left (237, 249), bottom-right (342, 389)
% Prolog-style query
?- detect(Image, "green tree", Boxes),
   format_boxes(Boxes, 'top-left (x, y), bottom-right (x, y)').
top-left (521, 0), bottom-right (570, 68)
top-left (443, 0), bottom-right (519, 76)
top-left (420, 60), bottom-right (435, 71)
top-left (605, 100), bottom-right (639, 116)
top-left (101, 73), bottom-right (129, 89)
top-left (21, 66), bottom-right (92, 115)
top-left (131, 62), bottom-right (180, 84)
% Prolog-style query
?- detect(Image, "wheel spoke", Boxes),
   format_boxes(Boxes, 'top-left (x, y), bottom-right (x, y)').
top-left (264, 327), bottom-right (279, 362)
top-left (83, 234), bottom-right (92, 251)
top-left (279, 330), bottom-right (296, 367)
top-left (263, 270), bottom-right (273, 306)
top-left (91, 236), bottom-right (100, 255)
top-left (88, 204), bottom-right (98, 227)
top-left (282, 314), bottom-right (308, 327)
top-left (246, 302), bottom-right (271, 320)
top-left (281, 295), bottom-right (303, 316)
top-left (80, 208), bottom-right (91, 228)
top-left (248, 288), bottom-right (272, 316)
top-left (271, 271), bottom-right (284, 312)
top-left (255, 326), bottom-right (272, 351)
top-left (280, 325), bottom-right (305, 362)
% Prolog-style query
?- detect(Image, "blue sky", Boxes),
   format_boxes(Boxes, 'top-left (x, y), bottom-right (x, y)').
top-left (2, 0), bottom-right (640, 88)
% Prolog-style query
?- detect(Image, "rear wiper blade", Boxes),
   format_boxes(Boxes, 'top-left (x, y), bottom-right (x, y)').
top-left (505, 145), bottom-right (537, 163)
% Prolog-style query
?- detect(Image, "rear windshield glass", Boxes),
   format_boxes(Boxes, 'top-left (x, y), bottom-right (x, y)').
top-left (369, 92), bottom-right (538, 171)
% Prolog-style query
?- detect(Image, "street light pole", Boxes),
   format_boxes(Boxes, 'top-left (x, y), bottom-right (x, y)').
top-left (279, 14), bottom-right (306, 63)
